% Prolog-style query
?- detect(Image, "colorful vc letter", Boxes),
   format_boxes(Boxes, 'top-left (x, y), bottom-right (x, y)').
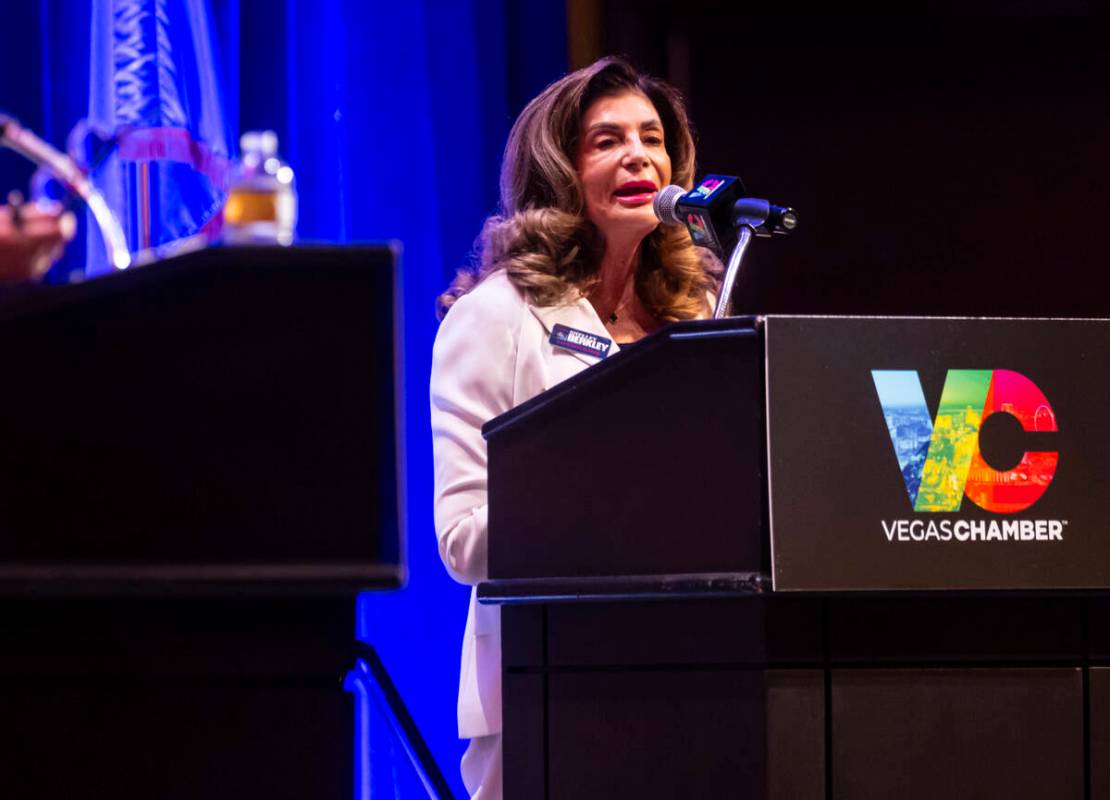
top-left (872, 370), bottom-right (1058, 513)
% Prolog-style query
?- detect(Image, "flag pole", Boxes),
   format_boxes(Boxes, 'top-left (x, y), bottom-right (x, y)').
top-left (138, 160), bottom-right (151, 251)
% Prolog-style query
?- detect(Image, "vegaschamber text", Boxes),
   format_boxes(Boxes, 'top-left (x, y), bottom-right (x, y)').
top-left (881, 518), bottom-right (1067, 543)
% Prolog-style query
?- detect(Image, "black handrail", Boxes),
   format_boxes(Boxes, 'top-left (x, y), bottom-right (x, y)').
top-left (345, 641), bottom-right (456, 800)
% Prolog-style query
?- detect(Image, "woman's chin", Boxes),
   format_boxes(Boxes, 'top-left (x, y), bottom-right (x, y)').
top-left (595, 209), bottom-right (661, 243)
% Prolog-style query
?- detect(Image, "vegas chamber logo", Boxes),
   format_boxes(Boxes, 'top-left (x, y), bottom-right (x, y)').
top-left (872, 369), bottom-right (1059, 515)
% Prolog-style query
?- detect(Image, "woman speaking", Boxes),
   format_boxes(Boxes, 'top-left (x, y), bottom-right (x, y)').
top-left (430, 57), bottom-right (719, 798)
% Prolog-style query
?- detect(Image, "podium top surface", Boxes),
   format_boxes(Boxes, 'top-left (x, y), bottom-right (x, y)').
top-left (482, 315), bottom-right (760, 440)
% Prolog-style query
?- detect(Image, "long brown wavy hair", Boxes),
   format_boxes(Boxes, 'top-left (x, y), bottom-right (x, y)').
top-left (436, 56), bottom-right (718, 320)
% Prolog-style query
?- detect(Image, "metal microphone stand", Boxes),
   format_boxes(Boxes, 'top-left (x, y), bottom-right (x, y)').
top-left (714, 225), bottom-right (755, 319)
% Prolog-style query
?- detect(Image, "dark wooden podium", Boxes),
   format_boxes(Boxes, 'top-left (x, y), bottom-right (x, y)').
top-left (0, 246), bottom-right (402, 798)
top-left (481, 315), bottom-right (1110, 799)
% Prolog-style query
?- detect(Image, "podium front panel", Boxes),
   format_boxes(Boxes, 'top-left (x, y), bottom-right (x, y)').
top-left (0, 246), bottom-right (403, 592)
top-left (486, 320), bottom-right (766, 581)
top-left (766, 315), bottom-right (1110, 591)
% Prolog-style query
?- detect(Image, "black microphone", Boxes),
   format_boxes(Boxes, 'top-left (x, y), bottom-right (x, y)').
top-left (654, 175), bottom-right (798, 257)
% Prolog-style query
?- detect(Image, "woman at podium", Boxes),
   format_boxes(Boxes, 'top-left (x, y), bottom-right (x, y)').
top-left (430, 56), bottom-right (718, 798)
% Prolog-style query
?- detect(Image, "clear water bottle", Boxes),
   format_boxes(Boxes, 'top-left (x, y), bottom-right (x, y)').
top-left (223, 130), bottom-right (297, 245)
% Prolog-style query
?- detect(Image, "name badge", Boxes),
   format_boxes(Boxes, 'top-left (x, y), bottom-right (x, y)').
top-left (549, 324), bottom-right (611, 359)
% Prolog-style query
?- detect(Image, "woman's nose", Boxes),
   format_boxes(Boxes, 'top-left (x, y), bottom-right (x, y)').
top-left (622, 137), bottom-right (650, 168)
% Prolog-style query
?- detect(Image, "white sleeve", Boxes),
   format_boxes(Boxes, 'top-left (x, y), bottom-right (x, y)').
top-left (429, 287), bottom-right (520, 585)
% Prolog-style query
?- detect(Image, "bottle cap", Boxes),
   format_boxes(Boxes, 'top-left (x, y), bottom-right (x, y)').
top-left (239, 130), bottom-right (279, 158)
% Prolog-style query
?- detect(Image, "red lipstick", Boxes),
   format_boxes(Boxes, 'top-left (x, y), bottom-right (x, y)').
top-left (612, 180), bottom-right (657, 205)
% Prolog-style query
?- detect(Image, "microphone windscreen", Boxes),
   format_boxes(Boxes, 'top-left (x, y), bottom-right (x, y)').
top-left (653, 184), bottom-right (686, 225)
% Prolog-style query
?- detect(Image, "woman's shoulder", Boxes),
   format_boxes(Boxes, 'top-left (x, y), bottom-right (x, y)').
top-left (431, 269), bottom-right (529, 400)
top-left (436, 269), bottom-right (528, 341)
top-left (465, 269), bottom-right (524, 306)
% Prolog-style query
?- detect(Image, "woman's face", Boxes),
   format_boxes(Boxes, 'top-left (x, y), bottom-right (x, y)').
top-left (575, 90), bottom-right (672, 244)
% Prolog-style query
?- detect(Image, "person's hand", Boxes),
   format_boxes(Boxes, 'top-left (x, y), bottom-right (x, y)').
top-left (0, 194), bottom-right (76, 282)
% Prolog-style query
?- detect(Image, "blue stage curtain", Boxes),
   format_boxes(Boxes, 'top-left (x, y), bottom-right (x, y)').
top-left (235, 3), bottom-right (566, 794)
top-left (2, 0), bottom-right (91, 281)
top-left (0, 5), bottom-right (46, 197)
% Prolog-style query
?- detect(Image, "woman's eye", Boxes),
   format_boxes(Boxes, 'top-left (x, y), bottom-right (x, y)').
top-left (645, 135), bottom-right (663, 146)
top-left (596, 138), bottom-right (616, 149)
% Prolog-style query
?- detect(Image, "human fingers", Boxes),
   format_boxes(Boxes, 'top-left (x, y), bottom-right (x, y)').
top-left (19, 209), bottom-right (76, 245)
top-left (16, 200), bottom-right (66, 223)
top-left (0, 204), bottom-right (75, 280)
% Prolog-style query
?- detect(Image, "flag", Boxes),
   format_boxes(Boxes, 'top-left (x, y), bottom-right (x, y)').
top-left (87, 0), bottom-right (231, 274)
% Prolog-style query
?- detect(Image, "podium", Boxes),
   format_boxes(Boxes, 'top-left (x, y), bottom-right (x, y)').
top-left (0, 246), bottom-right (403, 798)
top-left (481, 315), bottom-right (1110, 799)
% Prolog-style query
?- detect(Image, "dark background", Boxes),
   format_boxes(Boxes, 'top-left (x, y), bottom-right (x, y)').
top-left (591, 1), bottom-right (1110, 317)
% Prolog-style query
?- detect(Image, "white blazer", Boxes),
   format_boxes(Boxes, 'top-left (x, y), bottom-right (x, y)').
top-left (429, 269), bottom-right (621, 739)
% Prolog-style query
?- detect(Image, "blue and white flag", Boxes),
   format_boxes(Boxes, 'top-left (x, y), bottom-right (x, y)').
top-left (88, 0), bottom-right (231, 273)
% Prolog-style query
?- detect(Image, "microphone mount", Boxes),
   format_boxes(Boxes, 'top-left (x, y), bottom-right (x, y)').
top-left (717, 198), bottom-right (798, 319)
